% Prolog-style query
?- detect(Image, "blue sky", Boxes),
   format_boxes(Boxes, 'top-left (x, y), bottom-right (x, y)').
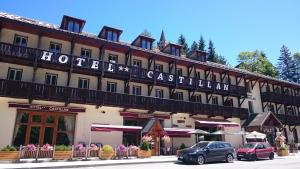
top-left (1, 0), bottom-right (300, 66)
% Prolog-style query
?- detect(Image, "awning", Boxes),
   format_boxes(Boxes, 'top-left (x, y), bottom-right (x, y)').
top-left (164, 128), bottom-right (194, 137)
top-left (91, 124), bottom-right (142, 132)
top-left (195, 119), bottom-right (240, 127)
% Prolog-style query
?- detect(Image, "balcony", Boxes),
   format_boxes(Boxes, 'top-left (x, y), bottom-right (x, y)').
top-left (0, 79), bottom-right (249, 119)
top-left (261, 92), bottom-right (299, 106)
top-left (275, 114), bottom-right (300, 126)
top-left (0, 42), bottom-right (246, 97)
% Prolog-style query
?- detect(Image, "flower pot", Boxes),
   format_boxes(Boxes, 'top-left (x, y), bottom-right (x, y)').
top-left (277, 149), bottom-right (289, 156)
top-left (53, 151), bottom-right (72, 160)
top-left (138, 150), bottom-right (151, 158)
top-left (99, 151), bottom-right (115, 160)
top-left (0, 151), bottom-right (19, 161)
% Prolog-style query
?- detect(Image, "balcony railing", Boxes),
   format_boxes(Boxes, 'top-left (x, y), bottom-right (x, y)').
top-left (275, 114), bottom-right (300, 125)
top-left (0, 42), bottom-right (247, 97)
top-left (0, 79), bottom-right (249, 119)
top-left (261, 92), bottom-right (299, 106)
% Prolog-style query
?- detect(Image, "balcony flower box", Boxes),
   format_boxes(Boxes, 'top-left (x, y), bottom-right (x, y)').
top-left (99, 145), bottom-right (115, 160)
top-left (53, 145), bottom-right (72, 160)
top-left (0, 145), bottom-right (19, 161)
top-left (137, 149), bottom-right (151, 158)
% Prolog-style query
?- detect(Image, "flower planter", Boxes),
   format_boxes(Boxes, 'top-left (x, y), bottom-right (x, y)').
top-left (53, 151), bottom-right (72, 160)
top-left (277, 149), bottom-right (289, 156)
top-left (99, 151), bottom-right (115, 160)
top-left (38, 150), bottom-right (53, 158)
top-left (138, 150), bottom-right (151, 158)
top-left (0, 151), bottom-right (19, 161)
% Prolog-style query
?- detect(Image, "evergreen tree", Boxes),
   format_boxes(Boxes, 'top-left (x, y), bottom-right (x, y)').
top-left (277, 45), bottom-right (296, 82)
top-left (207, 40), bottom-right (216, 62)
top-left (198, 35), bottom-right (205, 51)
top-left (177, 34), bottom-right (189, 55)
top-left (214, 54), bottom-right (228, 65)
top-left (190, 41), bottom-right (198, 52)
top-left (292, 53), bottom-right (300, 83)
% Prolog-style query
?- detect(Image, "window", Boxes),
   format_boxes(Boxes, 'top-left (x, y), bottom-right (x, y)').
top-left (267, 104), bottom-right (275, 113)
top-left (67, 21), bottom-right (80, 33)
top-left (108, 54), bottom-right (118, 63)
top-left (195, 95), bottom-right (202, 103)
top-left (171, 46), bottom-right (180, 56)
top-left (155, 89), bottom-right (164, 98)
top-left (248, 101), bottom-right (254, 114)
top-left (212, 74), bottom-right (216, 81)
top-left (133, 59), bottom-right (142, 68)
top-left (107, 82), bottom-right (117, 92)
top-left (78, 78), bottom-right (89, 89)
top-left (176, 68), bottom-right (183, 76)
top-left (132, 85), bottom-right (141, 95)
top-left (141, 39), bottom-right (151, 49)
top-left (195, 72), bottom-right (201, 79)
top-left (49, 42), bottom-right (62, 53)
top-left (80, 48), bottom-right (91, 58)
top-left (14, 35), bottom-right (27, 47)
top-left (212, 96), bottom-right (218, 105)
top-left (245, 81), bottom-right (251, 93)
top-left (107, 30), bottom-right (118, 41)
top-left (224, 98), bottom-right (233, 107)
top-left (174, 92), bottom-right (184, 100)
top-left (7, 68), bottom-right (22, 81)
top-left (155, 64), bottom-right (163, 72)
top-left (45, 73), bottom-right (58, 86)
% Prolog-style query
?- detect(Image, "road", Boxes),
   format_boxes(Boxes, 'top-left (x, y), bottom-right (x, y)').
top-left (60, 156), bottom-right (300, 169)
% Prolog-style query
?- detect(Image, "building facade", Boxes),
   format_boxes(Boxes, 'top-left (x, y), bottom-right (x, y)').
top-left (0, 12), bottom-right (299, 155)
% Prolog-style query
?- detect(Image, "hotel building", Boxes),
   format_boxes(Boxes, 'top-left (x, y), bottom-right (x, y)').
top-left (0, 12), bottom-right (299, 155)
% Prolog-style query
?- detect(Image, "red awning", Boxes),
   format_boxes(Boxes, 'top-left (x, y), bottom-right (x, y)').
top-left (163, 128), bottom-right (194, 137)
top-left (91, 124), bottom-right (142, 133)
top-left (195, 119), bottom-right (239, 127)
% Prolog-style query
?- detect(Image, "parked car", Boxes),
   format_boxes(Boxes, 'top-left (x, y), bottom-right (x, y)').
top-left (237, 142), bottom-right (274, 161)
top-left (177, 141), bottom-right (235, 165)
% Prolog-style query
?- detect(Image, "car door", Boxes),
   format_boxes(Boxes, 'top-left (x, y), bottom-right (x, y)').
top-left (255, 143), bottom-right (264, 159)
top-left (206, 143), bottom-right (219, 162)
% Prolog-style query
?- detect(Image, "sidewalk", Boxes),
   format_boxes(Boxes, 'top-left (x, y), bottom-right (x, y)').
top-left (0, 156), bottom-right (178, 169)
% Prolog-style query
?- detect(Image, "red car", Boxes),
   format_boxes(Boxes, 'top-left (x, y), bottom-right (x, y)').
top-left (237, 142), bottom-right (274, 161)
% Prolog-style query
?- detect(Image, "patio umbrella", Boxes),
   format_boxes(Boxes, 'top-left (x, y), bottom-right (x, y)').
top-left (227, 131), bottom-right (249, 135)
top-left (210, 130), bottom-right (228, 135)
top-left (245, 131), bottom-right (266, 139)
top-left (188, 129), bottom-right (210, 134)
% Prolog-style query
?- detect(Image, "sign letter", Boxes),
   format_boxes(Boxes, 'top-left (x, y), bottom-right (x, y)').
top-left (147, 71), bottom-right (153, 79)
top-left (40, 51), bottom-right (53, 61)
top-left (91, 60), bottom-right (99, 69)
top-left (76, 58), bottom-right (86, 67)
top-left (58, 55), bottom-right (69, 64)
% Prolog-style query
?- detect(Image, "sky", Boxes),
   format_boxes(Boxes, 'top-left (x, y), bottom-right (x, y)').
top-left (1, 0), bottom-right (300, 66)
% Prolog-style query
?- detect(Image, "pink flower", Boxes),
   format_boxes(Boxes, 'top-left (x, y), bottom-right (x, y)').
top-left (90, 144), bottom-right (98, 150)
top-left (24, 144), bottom-right (37, 151)
top-left (75, 143), bottom-right (85, 151)
top-left (41, 144), bottom-right (53, 151)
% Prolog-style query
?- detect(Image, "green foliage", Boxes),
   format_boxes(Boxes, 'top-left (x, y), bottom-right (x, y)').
top-left (214, 54), bottom-right (228, 65)
top-left (55, 145), bottom-right (72, 151)
top-left (1, 145), bottom-right (17, 151)
top-left (102, 145), bottom-right (114, 153)
top-left (237, 50), bottom-right (278, 77)
top-left (140, 141), bottom-right (150, 151)
top-left (198, 35), bottom-right (205, 51)
top-left (177, 34), bottom-right (189, 55)
top-left (190, 41), bottom-right (198, 52)
top-left (179, 143), bottom-right (186, 150)
top-left (207, 40), bottom-right (216, 62)
top-left (292, 52), bottom-right (300, 83)
top-left (279, 144), bottom-right (288, 151)
top-left (277, 45), bottom-right (296, 82)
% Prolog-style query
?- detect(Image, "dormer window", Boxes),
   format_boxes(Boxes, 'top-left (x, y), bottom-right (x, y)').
top-left (60, 15), bottom-right (85, 33)
top-left (171, 46), bottom-right (180, 56)
top-left (67, 21), bottom-right (80, 33)
top-left (141, 39), bottom-right (151, 49)
top-left (107, 30), bottom-right (118, 41)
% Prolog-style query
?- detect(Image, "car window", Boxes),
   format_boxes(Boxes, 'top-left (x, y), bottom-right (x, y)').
top-left (191, 142), bottom-right (209, 149)
top-left (216, 143), bottom-right (225, 148)
top-left (256, 144), bottom-right (264, 149)
top-left (208, 143), bottom-right (217, 149)
top-left (264, 143), bottom-right (271, 148)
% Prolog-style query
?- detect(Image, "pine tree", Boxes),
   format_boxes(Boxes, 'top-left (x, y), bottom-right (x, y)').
top-left (190, 41), bottom-right (198, 52)
top-left (177, 34), bottom-right (189, 55)
top-left (292, 53), bottom-right (300, 83)
top-left (277, 45), bottom-right (296, 82)
top-left (207, 40), bottom-right (216, 62)
top-left (198, 35), bottom-right (205, 51)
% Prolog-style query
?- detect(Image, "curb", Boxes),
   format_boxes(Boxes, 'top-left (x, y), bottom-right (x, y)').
top-left (1, 158), bottom-right (177, 169)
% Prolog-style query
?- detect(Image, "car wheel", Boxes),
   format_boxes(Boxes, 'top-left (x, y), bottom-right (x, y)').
top-left (269, 153), bottom-right (274, 160)
top-left (251, 154), bottom-right (257, 161)
top-left (226, 154), bottom-right (234, 163)
top-left (197, 155), bottom-right (205, 165)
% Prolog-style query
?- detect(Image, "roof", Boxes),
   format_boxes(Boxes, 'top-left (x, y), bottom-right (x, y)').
top-left (159, 30), bottom-right (166, 42)
top-left (141, 118), bottom-right (164, 134)
top-left (243, 112), bottom-right (282, 127)
top-left (0, 12), bottom-right (299, 88)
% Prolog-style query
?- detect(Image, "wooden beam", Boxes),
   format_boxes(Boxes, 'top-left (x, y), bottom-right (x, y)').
top-left (124, 80), bottom-right (130, 94)
top-left (97, 45), bottom-right (105, 90)
top-left (251, 79), bottom-right (258, 89)
top-left (148, 85), bottom-right (154, 96)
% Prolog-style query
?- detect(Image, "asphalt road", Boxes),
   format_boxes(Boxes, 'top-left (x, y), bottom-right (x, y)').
top-left (60, 156), bottom-right (300, 169)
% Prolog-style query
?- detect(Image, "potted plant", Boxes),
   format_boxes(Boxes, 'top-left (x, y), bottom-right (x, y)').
top-left (0, 145), bottom-right (19, 161)
top-left (53, 145), bottom-right (72, 160)
top-left (277, 144), bottom-right (289, 156)
top-left (116, 144), bottom-right (128, 159)
top-left (99, 145), bottom-right (114, 160)
top-left (176, 143), bottom-right (186, 156)
top-left (39, 144), bottom-right (53, 158)
top-left (22, 144), bottom-right (37, 158)
top-left (89, 144), bottom-right (99, 157)
top-left (74, 143), bottom-right (86, 158)
top-left (138, 141), bottom-right (151, 158)
top-left (128, 145), bottom-right (139, 157)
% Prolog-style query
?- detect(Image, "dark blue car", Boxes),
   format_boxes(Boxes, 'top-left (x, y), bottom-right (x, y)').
top-left (177, 141), bottom-right (235, 165)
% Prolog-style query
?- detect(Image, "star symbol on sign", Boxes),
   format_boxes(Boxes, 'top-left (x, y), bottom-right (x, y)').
top-left (118, 66), bottom-right (123, 71)
top-left (124, 67), bottom-right (129, 72)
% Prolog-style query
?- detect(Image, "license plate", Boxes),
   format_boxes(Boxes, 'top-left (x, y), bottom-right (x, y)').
top-left (238, 154), bottom-right (244, 157)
